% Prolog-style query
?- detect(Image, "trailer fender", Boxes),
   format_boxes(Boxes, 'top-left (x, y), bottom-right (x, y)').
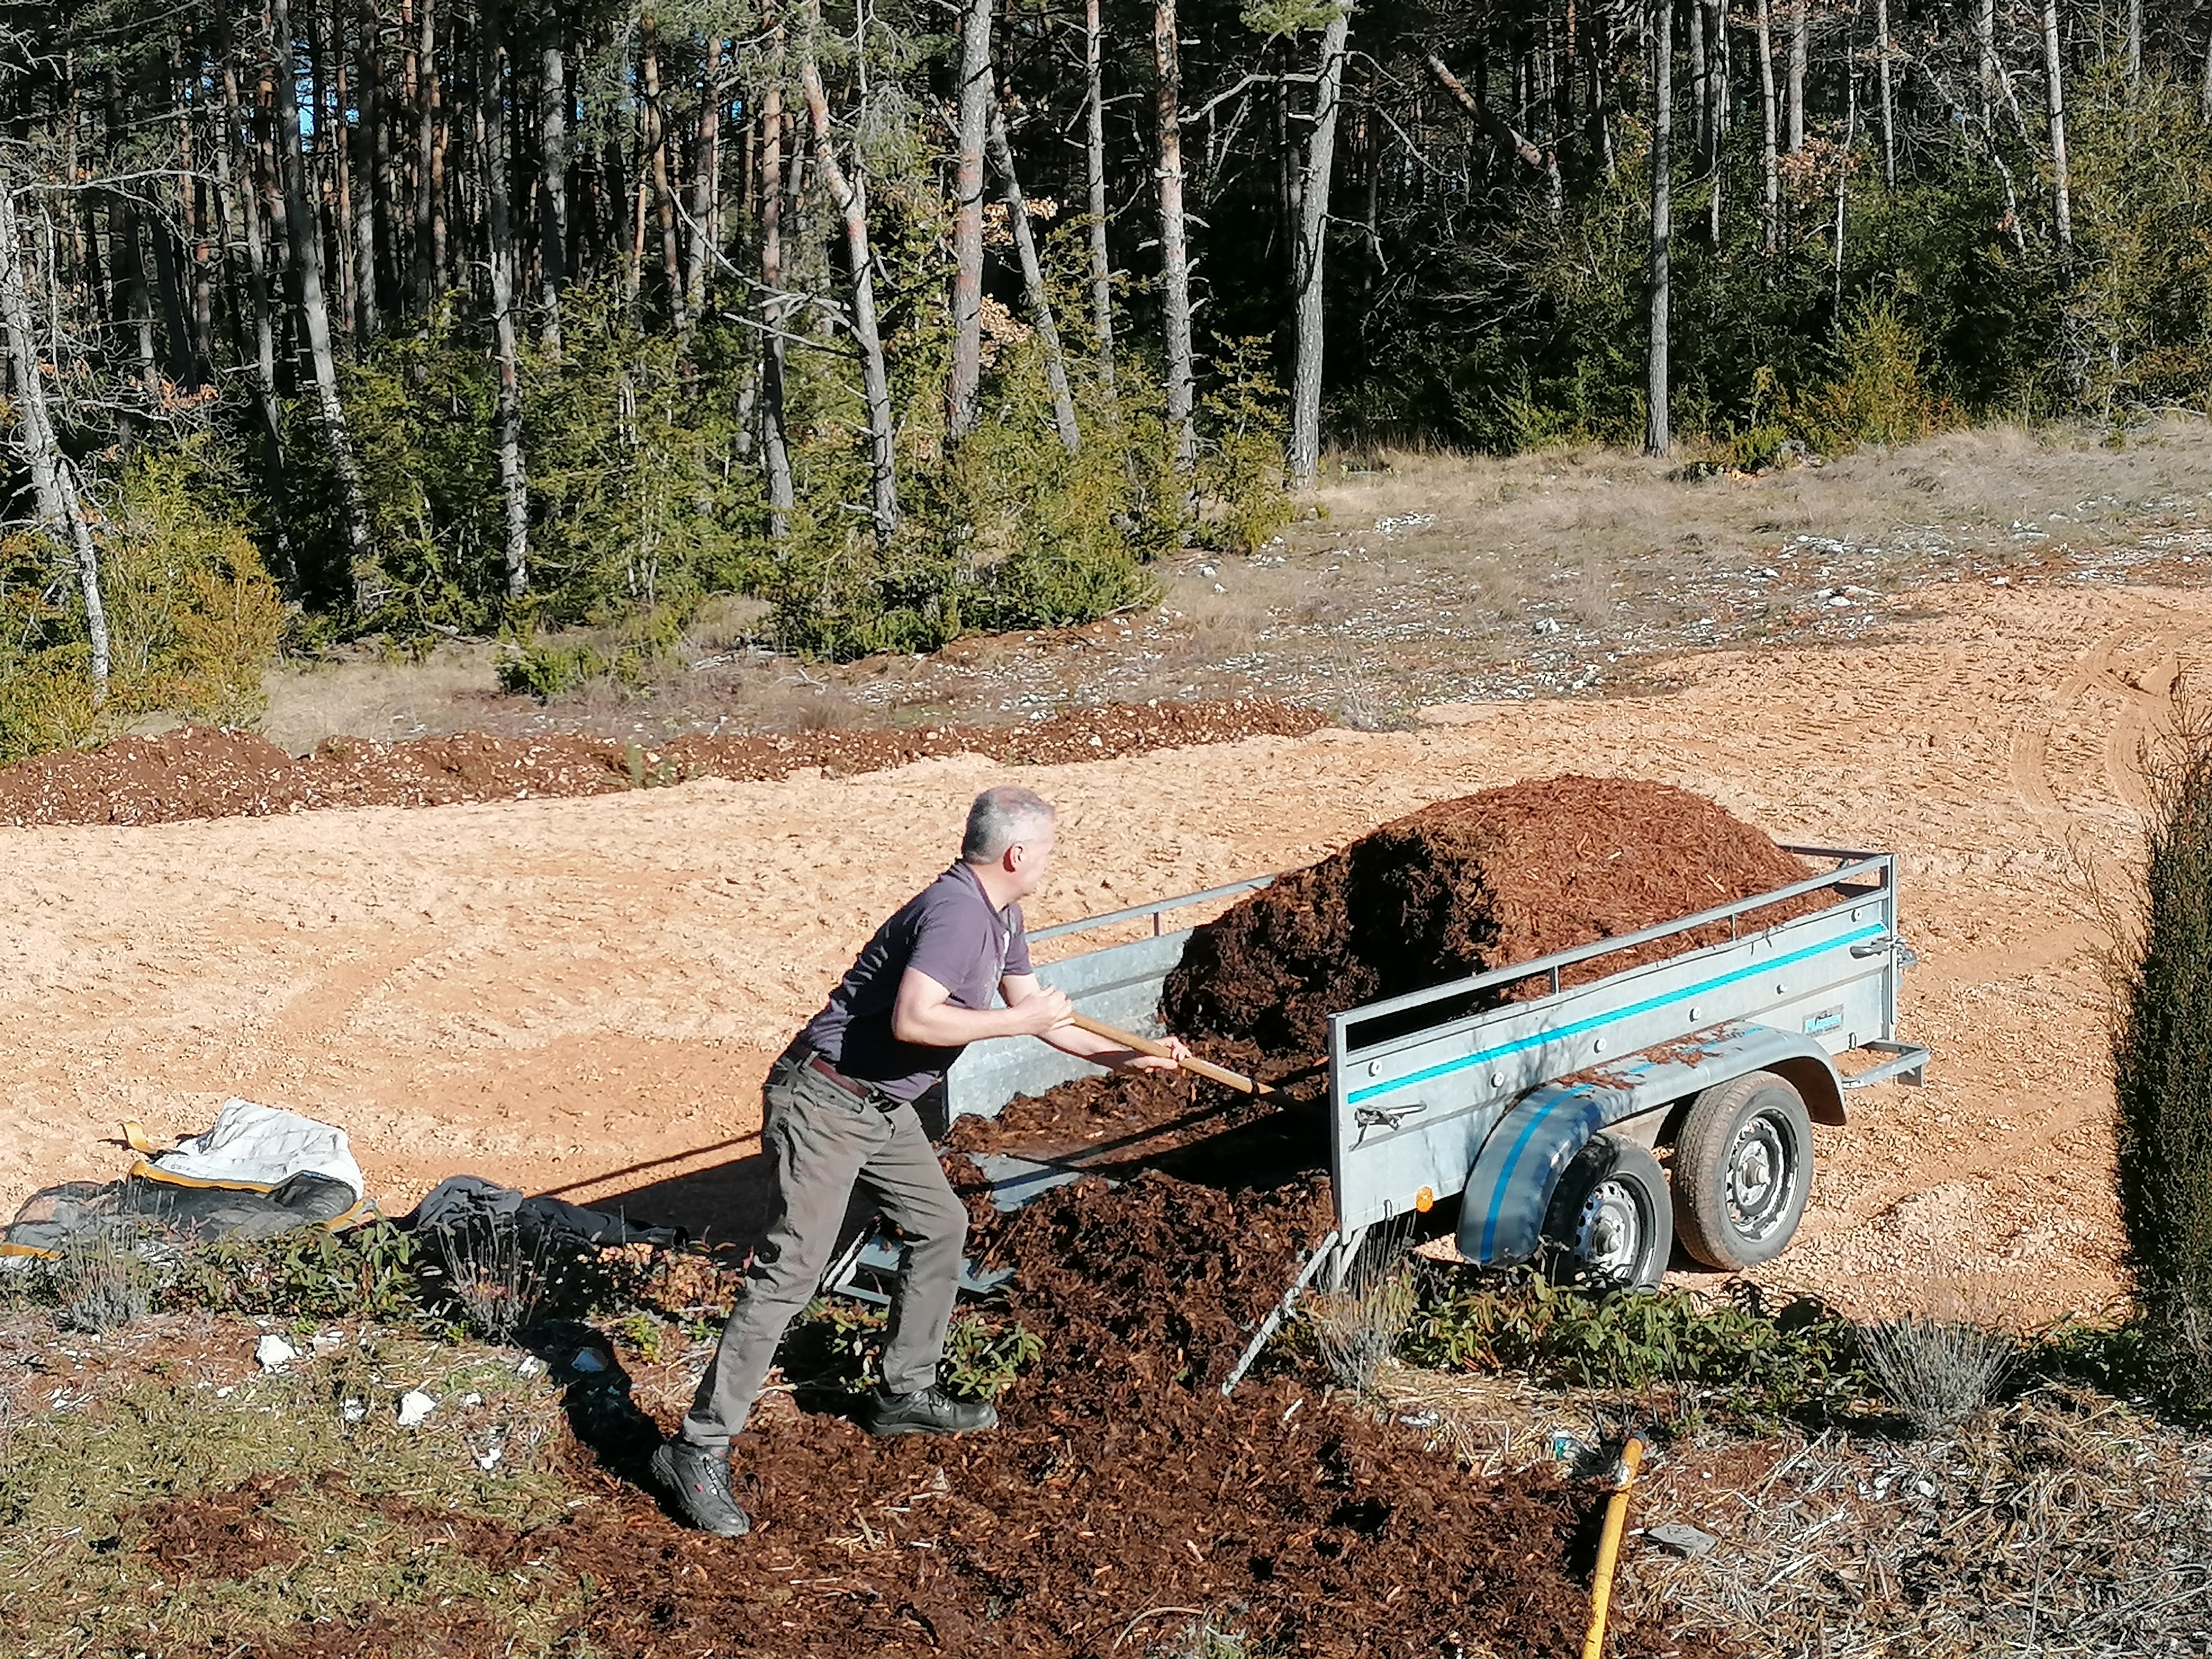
top-left (1455, 1022), bottom-right (1847, 1265)
top-left (1457, 1086), bottom-right (1611, 1268)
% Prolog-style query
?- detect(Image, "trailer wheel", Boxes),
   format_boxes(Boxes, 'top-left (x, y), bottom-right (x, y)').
top-left (1542, 1135), bottom-right (1673, 1291)
top-left (1671, 1071), bottom-right (1814, 1270)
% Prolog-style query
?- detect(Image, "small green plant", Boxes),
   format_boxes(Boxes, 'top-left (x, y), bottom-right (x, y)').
top-left (1303, 1262), bottom-right (1418, 1396)
top-left (1859, 1314), bottom-right (2016, 1438)
top-left (784, 1298), bottom-right (1041, 1401)
top-left (945, 1312), bottom-right (1044, 1399)
top-left (48, 1220), bottom-right (163, 1333)
top-left (1193, 337), bottom-right (1294, 553)
top-left (617, 1310), bottom-right (678, 1362)
top-left (1799, 298), bottom-right (1940, 451)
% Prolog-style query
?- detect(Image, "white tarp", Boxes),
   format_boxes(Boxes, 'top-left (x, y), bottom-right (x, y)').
top-left (147, 1099), bottom-right (364, 1199)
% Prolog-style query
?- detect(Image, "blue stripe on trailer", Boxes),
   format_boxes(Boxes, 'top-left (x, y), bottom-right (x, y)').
top-left (1479, 1092), bottom-right (1605, 1262)
top-left (1344, 922), bottom-right (1888, 1107)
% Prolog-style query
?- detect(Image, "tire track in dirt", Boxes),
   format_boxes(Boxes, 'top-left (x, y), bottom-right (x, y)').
top-left (2100, 644), bottom-right (2182, 813)
top-left (2007, 633), bottom-right (2117, 821)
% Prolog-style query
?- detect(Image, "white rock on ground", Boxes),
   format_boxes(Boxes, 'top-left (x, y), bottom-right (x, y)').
top-left (255, 1334), bottom-right (299, 1372)
top-left (396, 1389), bottom-right (438, 1427)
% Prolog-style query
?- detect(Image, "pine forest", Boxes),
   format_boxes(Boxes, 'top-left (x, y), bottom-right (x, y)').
top-left (1, 0), bottom-right (2208, 755)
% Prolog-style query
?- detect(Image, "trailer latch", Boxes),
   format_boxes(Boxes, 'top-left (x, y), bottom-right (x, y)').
top-left (1355, 1100), bottom-right (1427, 1130)
top-left (1849, 933), bottom-right (1921, 968)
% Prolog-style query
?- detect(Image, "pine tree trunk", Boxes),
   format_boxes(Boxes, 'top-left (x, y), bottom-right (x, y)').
top-left (413, 0), bottom-right (439, 309)
top-left (148, 215), bottom-right (197, 388)
top-left (1978, 0), bottom-right (1997, 131)
top-left (0, 173), bottom-right (110, 697)
top-left (481, 0), bottom-right (529, 599)
top-left (272, 0), bottom-right (380, 611)
top-left (1647, 0), bottom-right (1672, 457)
top-left (2128, 0), bottom-right (2143, 96)
top-left (370, 1), bottom-right (399, 316)
top-left (947, 0), bottom-right (994, 440)
top-left (322, 4), bottom-right (359, 336)
top-left (175, 51), bottom-right (220, 385)
top-left (759, 14), bottom-right (794, 539)
top-left (539, 37), bottom-right (567, 351)
top-left (1154, 0), bottom-right (1196, 472)
top-left (987, 102), bottom-right (1080, 455)
top-left (1756, 0), bottom-right (1779, 252)
top-left (1709, 0), bottom-right (1729, 246)
top-left (103, 68), bottom-right (160, 403)
top-left (1688, 0), bottom-right (1708, 164)
top-left (800, 15), bottom-right (897, 541)
top-left (642, 15), bottom-right (683, 315)
top-left (1834, 21), bottom-right (1855, 315)
top-left (353, 7), bottom-right (379, 340)
top-left (1785, 0), bottom-right (1806, 153)
top-left (2042, 0), bottom-right (2072, 254)
top-left (216, 18), bottom-right (292, 585)
top-left (1876, 0), bottom-right (1895, 188)
top-left (681, 38), bottom-right (723, 348)
top-left (1084, 0), bottom-right (1115, 394)
top-left (1288, 8), bottom-right (1349, 492)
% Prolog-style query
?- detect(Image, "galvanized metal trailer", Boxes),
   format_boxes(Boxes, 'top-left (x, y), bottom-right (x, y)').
top-left (941, 844), bottom-right (1925, 1299)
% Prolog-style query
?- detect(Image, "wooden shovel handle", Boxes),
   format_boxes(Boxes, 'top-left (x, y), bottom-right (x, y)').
top-left (1067, 1011), bottom-right (1262, 1095)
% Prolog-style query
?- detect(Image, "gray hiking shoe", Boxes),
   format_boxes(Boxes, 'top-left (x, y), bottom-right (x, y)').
top-left (860, 1384), bottom-right (999, 1437)
top-left (650, 1437), bottom-right (751, 1536)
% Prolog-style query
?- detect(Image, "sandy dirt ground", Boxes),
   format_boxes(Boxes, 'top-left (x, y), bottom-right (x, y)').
top-left (4, 578), bottom-right (2193, 1325)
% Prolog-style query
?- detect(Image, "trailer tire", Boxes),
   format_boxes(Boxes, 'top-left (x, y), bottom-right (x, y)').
top-left (1671, 1071), bottom-right (1814, 1270)
top-left (1541, 1135), bottom-right (1673, 1291)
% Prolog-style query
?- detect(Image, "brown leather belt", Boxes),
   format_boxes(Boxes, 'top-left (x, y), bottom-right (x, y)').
top-left (800, 1050), bottom-right (876, 1103)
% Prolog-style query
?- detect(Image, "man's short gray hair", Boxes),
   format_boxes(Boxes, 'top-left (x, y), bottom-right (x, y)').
top-left (962, 786), bottom-right (1056, 862)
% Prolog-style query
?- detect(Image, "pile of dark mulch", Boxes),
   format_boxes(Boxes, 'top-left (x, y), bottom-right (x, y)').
top-left (1162, 774), bottom-right (1823, 1057)
top-left (0, 700), bottom-right (1326, 827)
top-left (946, 775), bottom-right (1820, 1162)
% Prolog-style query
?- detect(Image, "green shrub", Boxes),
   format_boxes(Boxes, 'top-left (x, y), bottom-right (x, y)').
top-left (1193, 337), bottom-right (1295, 552)
top-left (1799, 298), bottom-right (1942, 451)
top-left (1402, 1269), bottom-right (1863, 1425)
top-left (2109, 697), bottom-right (2212, 1412)
top-left (167, 1220), bottom-right (435, 1327)
top-left (0, 439), bottom-right (284, 763)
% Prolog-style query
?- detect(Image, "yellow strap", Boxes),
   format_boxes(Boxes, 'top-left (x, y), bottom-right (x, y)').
top-left (126, 1159), bottom-right (280, 1194)
top-left (121, 1120), bottom-right (159, 1155)
top-left (0, 1241), bottom-right (56, 1259)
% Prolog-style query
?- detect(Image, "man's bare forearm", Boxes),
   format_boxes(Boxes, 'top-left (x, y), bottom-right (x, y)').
top-left (890, 1001), bottom-right (1041, 1047)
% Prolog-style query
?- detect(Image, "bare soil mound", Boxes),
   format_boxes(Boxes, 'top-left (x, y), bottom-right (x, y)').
top-left (1164, 774), bottom-right (1820, 1056)
top-left (0, 700), bottom-right (1326, 827)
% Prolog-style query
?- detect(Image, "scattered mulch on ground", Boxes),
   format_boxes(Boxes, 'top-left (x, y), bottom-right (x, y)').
top-left (1163, 775), bottom-right (1823, 1056)
top-left (0, 700), bottom-right (1327, 827)
top-left (137, 1470), bottom-right (302, 1579)
top-left (129, 1171), bottom-right (1689, 1658)
top-left (493, 1172), bottom-right (1681, 1658)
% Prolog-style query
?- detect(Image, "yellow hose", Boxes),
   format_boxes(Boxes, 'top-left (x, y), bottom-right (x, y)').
top-left (1580, 1436), bottom-right (1646, 1659)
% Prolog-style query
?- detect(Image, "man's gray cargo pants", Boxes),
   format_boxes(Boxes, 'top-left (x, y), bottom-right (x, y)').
top-left (681, 1051), bottom-right (967, 1447)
